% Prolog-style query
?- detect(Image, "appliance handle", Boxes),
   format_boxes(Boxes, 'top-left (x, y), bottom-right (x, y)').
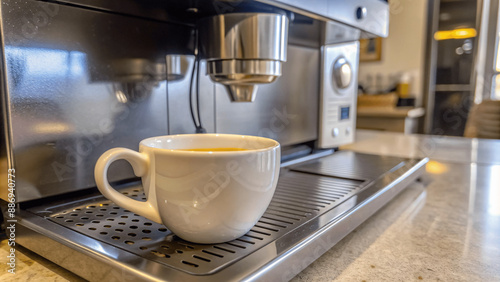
top-left (94, 148), bottom-right (162, 223)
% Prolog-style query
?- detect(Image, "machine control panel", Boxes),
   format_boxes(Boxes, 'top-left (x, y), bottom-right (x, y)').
top-left (318, 42), bottom-right (359, 148)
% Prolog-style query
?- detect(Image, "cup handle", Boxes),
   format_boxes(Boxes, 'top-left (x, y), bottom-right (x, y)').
top-left (94, 148), bottom-right (162, 223)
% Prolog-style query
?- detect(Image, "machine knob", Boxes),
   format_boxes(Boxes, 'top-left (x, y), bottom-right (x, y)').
top-left (356, 6), bottom-right (367, 20)
top-left (332, 57), bottom-right (352, 89)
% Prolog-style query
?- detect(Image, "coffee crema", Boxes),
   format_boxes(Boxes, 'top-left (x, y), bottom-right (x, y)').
top-left (177, 148), bottom-right (248, 152)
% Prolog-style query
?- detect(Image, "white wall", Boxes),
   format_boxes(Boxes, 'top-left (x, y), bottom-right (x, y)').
top-left (358, 0), bottom-right (428, 106)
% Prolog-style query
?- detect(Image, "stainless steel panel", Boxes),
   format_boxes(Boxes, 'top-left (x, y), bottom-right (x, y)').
top-left (167, 59), bottom-right (216, 134)
top-left (200, 13), bottom-right (288, 62)
top-left (214, 45), bottom-right (319, 146)
top-left (257, 0), bottom-right (389, 37)
top-left (323, 21), bottom-right (362, 45)
top-left (286, 17), bottom-right (361, 49)
top-left (18, 152), bottom-right (428, 281)
top-left (0, 0), bottom-right (193, 202)
top-left (25, 0), bottom-right (384, 38)
top-left (327, 0), bottom-right (389, 37)
top-left (267, 0), bottom-right (327, 19)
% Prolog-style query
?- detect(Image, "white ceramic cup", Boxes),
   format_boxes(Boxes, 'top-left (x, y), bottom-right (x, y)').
top-left (94, 134), bottom-right (280, 244)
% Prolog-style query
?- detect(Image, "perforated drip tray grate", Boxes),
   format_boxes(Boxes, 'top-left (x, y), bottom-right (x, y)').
top-left (35, 172), bottom-right (365, 275)
top-left (20, 152), bottom-right (428, 281)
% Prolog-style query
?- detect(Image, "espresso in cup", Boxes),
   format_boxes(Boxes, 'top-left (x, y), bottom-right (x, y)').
top-left (94, 134), bottom-right (280, 244)
top-left (177, 147), bottom-right (248, 152)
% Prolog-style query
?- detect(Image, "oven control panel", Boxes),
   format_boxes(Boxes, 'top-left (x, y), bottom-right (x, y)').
top-left (318, 42), bottom-right (359, 148)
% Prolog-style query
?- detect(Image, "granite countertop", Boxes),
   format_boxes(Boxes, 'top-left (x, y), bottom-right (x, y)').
top-left (2, 130), bottom-right (499, 281)
top-left (293, 130), bottom-right (500, 281)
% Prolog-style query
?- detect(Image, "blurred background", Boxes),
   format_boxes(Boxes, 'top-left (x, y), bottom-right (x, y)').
top-left (356, 0), bottom-right (500, 139)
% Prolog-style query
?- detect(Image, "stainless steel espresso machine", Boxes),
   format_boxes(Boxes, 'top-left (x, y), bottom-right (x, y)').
top-left (0, 0), bottom-right (427, 281)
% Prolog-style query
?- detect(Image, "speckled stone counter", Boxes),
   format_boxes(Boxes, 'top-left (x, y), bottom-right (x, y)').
top-left (2, 130), bottom-right (500, 281)
top-left (293, 130), bottom-right (500, 281)
top-left (0, 239), bottom-right (85, 282)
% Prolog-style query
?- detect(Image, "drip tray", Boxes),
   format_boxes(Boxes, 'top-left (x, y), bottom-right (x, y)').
top-left (18, 152), bottom-right (428, 281)
top-left (34, 175), bottom-right (364, 275)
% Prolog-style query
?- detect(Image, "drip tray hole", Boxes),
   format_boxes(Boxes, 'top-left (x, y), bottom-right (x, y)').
top-left (181, 261), bottom-right (199, 268)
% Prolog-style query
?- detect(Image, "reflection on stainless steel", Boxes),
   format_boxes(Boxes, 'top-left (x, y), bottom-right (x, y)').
top-left (224, 84), bottom-right (258, 102)
top-left (108, 58), bottom-right (173, 102)
top-left (208, 60), bottom-right (282, 102)
top-left (200, 13), bottom-right (288, 102)
top-left (18, 152), bottom-right (427, 281)
top-left (114, 89), bottom-right (128, 104)
top-left (112, 82), bottom-right (159, 103)
top-left (32, 122), bottom-right (72, 135)
top-left (200, 13), bottom-right (287, 62)
top-left (214, 45), bottom-right (319, 146)
top-left (0, 1), bottom-right (174, 202)
top-left (399, 186), bottom-right (427, 222)
top-left (166, 55), bottom-right (190, 81)
top-left (109, 58), bottom-right (166, 82)
top-left (167, 59), bottom-right (216, 134)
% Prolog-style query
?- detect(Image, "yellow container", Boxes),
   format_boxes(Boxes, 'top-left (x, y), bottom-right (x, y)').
top-left (397, 83), bottom-right (410, 98)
